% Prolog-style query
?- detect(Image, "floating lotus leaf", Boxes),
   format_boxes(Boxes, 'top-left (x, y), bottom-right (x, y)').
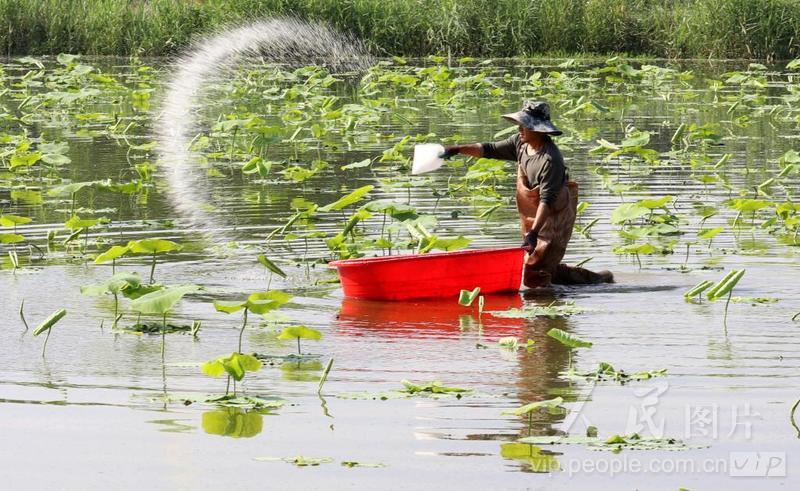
top-left (547, 328), bottom-right (593, 348)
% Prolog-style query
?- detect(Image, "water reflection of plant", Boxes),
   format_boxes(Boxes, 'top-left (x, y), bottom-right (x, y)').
top-left (202, 407), bottom-right (263, 438)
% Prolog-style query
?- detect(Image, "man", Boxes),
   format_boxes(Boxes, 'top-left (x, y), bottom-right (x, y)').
top-left (441, 101), bottom-right (613, 288)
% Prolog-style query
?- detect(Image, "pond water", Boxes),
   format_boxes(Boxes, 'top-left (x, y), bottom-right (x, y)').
top-left (0, 56), bottom-right (798, 489)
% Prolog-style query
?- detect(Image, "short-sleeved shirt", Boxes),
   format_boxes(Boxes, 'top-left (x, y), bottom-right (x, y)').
top-left (481, 134), bottom-right (568, 206)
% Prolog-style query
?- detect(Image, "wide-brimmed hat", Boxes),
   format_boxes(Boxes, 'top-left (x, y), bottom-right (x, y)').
top-left (502, 101), bottom-right (562, 136)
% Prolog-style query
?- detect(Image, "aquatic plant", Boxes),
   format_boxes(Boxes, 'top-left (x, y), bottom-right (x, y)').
top-left (129, 284), bottom-right (202, 359)
top-left (32, 308), bottom-right (67, 357)
top-left (317, 358), bottom-right (334, 393)
top-left (47, 180), bottom-right (109, 217)
top-left (0, 233), bottom-right (25, 245)
top-left (684, 280), bottom-right (714, 302)
top-left (94, 245), bottom-right (131, 274)
top-left (64, 215), bottom-right (106, 250)
top-left (339, 461), bottom-right (386, 468)
top-left (729, 198), bottom-right (772, 223)
top-left (1, 220), bottom-right (25, 272)
top-left (490, 301), bottom-right (585, 319)
top-left (547, 328), bottom-right (593, 348)
top-left (81, 272), bottom-right (142, 327)
top-left (458, 287), bottom-right (484, 315)
top-left (591, 128), bottom-right (659, 165)
top-left (0, 214), bottom-right (31, 233)
top-left (519, 432), bottom-right (704, 451)
top-left (126, 239), bottom-right (183, 283)
top-left (19, 300), bottom-right (29, 331)
top-left (214, 291), bottom-right (292, 352)
top-left (278, 325), bottom-right (322, 355)
top-left (502, 397), bottom-right (565, 436)
top-left (612, 242), bottom-right (673, 269)
top-left (202, 352), bottom-right (262, 395)
top-left (707, 269), bottom-right (746, 328)
top-left (458, 287), bottom-right (481, 306)
top-left (318, 185), bottom-right (374, 212)
top-left (399, 380), bottom-right (470, 395)
top-left (255, 456), bottom-right (333, 466)
top-left (7, 249), bottom-right (19, 272)
top-left (256, 254), bottom-right (286, 289)
top-left (497, 337), bottom-right (535, 352)
top-left (568, 362), bottom-right (667, 383)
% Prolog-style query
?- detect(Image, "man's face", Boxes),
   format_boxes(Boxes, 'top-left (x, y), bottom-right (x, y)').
top-left (518, 126), bottom-right (538, 144)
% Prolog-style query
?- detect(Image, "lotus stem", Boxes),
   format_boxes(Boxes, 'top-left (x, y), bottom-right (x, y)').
top-left (723, 291), bottom-right (732, 329)
top-left (297, 337), bottom-right (301, 355)
top-left (149, 252), bottom-right (157, 283)
top-left (161, 313), bottom-right (167, 361)
top-left (317, 358), bottom-right (334, 394)
top-left (42, 328), bottom-right (51, 358)
top-left (229, 127), bottom-right (238, 164)
top-left (19, 299), bottom-right (29, 331)
top-left (113, 293), bottom-right (119, 327)
top-left (238, 308), bottom-right (248, 353)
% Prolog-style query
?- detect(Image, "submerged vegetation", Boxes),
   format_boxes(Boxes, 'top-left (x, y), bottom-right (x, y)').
top-left (2, 0), bottom-right (800, 60)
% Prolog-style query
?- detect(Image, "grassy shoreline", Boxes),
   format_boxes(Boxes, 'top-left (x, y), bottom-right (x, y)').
top-left (1, 0), bottom-right (799, 60)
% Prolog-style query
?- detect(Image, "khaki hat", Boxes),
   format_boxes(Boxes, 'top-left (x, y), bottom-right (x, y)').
top-left (502, 100), bottom-right (562, 136)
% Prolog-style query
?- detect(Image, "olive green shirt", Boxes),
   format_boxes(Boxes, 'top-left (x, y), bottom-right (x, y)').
top-left (481, 134), bottom-right (568, 206)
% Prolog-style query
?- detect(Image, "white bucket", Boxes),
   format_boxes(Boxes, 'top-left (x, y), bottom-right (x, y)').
top-left (411, 143), bottom-right (445, 175)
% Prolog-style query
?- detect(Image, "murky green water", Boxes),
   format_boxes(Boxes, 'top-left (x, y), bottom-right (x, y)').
top-left (1, 56), bottom-right (798, 489)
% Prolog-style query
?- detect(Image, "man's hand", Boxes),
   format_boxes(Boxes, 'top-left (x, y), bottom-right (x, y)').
top-left (522, 229), bottom-right (538, 253)
top-left (439, 145), bottom-right (460, 159)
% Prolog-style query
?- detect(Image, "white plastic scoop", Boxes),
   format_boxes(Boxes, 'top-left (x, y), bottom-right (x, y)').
top-left (411, 143), bottom-right (445, 175)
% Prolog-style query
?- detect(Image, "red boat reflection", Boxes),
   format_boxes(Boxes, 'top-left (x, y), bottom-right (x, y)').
top-left (335, 293), bottom-right (526, 337)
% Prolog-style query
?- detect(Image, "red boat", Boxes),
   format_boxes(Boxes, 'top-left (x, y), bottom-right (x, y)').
top-left (329, 247), bottom-right (523, 300)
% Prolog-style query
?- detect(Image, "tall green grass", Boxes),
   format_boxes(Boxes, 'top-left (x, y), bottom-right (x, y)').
top-left (0, 0), bottom-right (798, 59)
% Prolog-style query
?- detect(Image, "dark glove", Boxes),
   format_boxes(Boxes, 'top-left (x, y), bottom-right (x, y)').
top-left (439, 145), bottom-right (459, 159)
top-left (521, 229), bottom-right (538, 253)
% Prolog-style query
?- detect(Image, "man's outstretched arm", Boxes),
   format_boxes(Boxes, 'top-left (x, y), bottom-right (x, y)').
top-left (441, 143), bottom-right (483, 159)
